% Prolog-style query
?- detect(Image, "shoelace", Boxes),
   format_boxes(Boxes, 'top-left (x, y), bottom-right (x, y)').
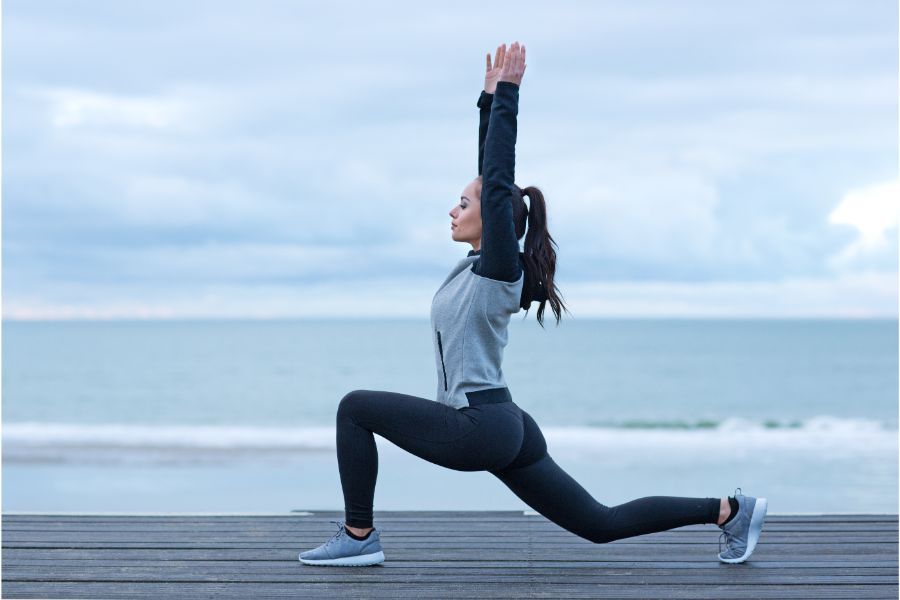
top-left (718, 487), bottom-right (742, 556)
top-left (717, 530), bottom-right (730, 555)
top-left (323, 519), bottom-right (347, 548)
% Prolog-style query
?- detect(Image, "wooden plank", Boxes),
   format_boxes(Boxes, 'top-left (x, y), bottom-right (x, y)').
top-left (2, 548), bottom-right (897, 561)
top-left (3, 581), bottom-right (899, 599)
top-left (3, 548), bottom-right (897, 561)
top-left (3, 542), bottom-right (895, 556)
top-left (3, 530), bottom-right (897, 543)
top-left (1, 529), bottom-right (894, 545)
top-left (2, 560), bottom-right (897, 574)
top-left (2, 565), bottom-right (898, 585)
top-left (4, 511), bottom-right (895, 517)
top-left (7, 556), bottom-right (898, 569)
top-left (4, 515), bottom-right (896, 527)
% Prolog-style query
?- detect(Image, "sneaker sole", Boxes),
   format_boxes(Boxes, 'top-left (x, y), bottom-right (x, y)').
top-left (298, 550), bottom-right (385, 566)
top-left (718, 497), bottom-right (767, 564)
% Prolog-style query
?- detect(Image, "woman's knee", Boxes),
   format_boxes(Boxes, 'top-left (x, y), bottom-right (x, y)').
top-left (583, 507), bottom-right (620, 544)
top-left (337, 389), bottom-right (371, 419)
top-left (588, 527), bottom-right (617, 544)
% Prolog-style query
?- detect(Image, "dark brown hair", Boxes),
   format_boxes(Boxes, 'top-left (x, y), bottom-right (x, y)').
top-left (476, 176), bottom-right (570, 327)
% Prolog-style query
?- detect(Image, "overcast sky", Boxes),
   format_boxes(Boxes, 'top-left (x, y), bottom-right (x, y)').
top-left (3, 0), bottom-right (897, 319)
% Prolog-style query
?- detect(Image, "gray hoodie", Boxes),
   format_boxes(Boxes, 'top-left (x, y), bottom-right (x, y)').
top-left (430, 253), bottom-right (524, 409)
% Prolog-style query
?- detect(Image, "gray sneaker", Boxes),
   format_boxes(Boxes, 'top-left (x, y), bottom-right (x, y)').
top-left (717, 487), bottom-right (767, 563)
top-left (298, 520), bottom-right (385, 566)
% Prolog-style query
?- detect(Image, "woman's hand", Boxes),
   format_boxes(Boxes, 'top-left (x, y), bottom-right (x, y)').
top-left (499, 41), bottom-right (526, 87)
top-left (484, 44), bottom-right (505, 94)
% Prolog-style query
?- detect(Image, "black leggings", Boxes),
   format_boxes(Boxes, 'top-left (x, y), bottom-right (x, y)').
top-left (336, 389), bottom-right (722, 542)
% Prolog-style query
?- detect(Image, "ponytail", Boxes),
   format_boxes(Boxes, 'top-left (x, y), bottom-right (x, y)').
top-left (511, 183), bottom-right (570, 327)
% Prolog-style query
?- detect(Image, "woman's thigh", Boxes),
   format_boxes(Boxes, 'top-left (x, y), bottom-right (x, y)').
top-left (338, 389), bottom-right (523, 472)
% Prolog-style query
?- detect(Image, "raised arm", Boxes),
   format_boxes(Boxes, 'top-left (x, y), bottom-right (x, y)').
top-left (478, 46), bottom-right (504, 175)
top-left (477, 90), bottom-right (492, 176)
top-left (474, 42), bottom-right (527, 283)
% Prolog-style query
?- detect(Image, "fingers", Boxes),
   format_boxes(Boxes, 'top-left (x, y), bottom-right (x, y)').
top-left (487, 44), bottom-right (507, 74)
top-left (494, 41), bottom-right (527, 82)
top-left (494, 42), bottom-right (525, 84)
top-left (502, 42), bottom-right (521, 75)
top-left (500, 43), bottom-right (513, 76)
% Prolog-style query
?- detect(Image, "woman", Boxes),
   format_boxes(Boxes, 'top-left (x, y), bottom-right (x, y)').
top-left (299, 42), bottom-right (767, 567)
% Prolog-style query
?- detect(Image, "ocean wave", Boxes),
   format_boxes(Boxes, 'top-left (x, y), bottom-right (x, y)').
top-left (3, 422), bottom-right (337, 451)
top-left (3, 416), bottom-right (895, 458)
top-left (585, 415), bottom-right (895, 431)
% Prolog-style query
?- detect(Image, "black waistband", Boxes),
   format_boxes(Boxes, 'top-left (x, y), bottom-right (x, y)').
top-left (465, 387), bottom-right (513, 406)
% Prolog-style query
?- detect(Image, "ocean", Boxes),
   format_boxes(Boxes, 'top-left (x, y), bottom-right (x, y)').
top-left (2, 318), bottom-right (897, 515)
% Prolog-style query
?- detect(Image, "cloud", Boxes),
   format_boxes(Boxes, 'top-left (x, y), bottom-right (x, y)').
top-left (827, 180), bottom-right (899, 269)
top-left (42, 87), bottom-right (186, 129)
top-left (540, 158), bottom-right (720, 263)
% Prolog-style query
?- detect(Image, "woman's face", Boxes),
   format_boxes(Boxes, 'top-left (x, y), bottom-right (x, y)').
top-left (449, 178), bottom-right (482, 248)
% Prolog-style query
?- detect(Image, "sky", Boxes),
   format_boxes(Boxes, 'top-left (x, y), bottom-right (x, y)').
top-left (3, 0), bottom-right (898, 319)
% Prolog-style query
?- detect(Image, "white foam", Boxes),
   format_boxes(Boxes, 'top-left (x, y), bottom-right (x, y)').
top-left (3, 422), bottom-right (335, 450)
top-left (3, 417), bottom-right (895, 462)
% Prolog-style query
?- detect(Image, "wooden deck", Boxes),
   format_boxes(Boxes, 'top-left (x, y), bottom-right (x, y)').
top-left (2, 511), bottom-right (897, 599)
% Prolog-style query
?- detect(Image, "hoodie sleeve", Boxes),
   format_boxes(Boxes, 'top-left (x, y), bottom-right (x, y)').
top-left (477, 90), bottom-right (493, 176)
top-left (473, 81), bottom-right (523, 283)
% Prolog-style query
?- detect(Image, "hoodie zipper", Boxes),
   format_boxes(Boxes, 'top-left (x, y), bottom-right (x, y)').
top-left (436, 330), bottom-right (448, 391)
